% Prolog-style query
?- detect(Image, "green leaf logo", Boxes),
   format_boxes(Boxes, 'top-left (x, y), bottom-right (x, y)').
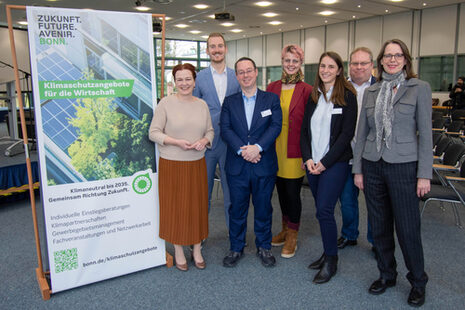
top-left (132, 173), bottom-right (152, 194)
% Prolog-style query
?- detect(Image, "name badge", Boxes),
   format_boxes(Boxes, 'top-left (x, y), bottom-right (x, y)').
top-left (332, 108), bottom-right (342, 115)
top-left (261, 109), bottom-right (272, 117)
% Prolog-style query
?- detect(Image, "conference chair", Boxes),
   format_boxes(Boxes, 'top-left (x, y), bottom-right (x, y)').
top-left (432, 139), bottom-right (465, 185)
top-left (421, 162), bottom-right (465, 229)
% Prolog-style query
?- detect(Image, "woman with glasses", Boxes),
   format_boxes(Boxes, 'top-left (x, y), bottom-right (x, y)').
top-left (266, 44), bottom-right (312, 258)
top-left (149, 63), bottom-right (214, 271)
top-left (353, 39), bottom-right (432, 307)
top-left (300, 51), bottom-right (357, 283)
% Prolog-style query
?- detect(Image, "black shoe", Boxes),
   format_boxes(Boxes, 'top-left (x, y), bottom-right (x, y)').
top-left (368, 278), bottom-right (396, 295)
top-left (337, 237), bottom-right (357, 249)
top-left (313, 255), bottom-right (338, 284)
top-left (308, 253), bottom-right (325, 269)
top-left (256, 247), bottom-right (276, 267)
top-left (407, 287), bottom-right (425, 307)
top-left (223, 251), bottom-right (243, 267)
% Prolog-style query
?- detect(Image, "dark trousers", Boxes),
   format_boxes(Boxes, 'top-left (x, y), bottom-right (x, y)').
top-left (275, 176), bottom-right (304, 230)
top-left (226, 163), bottom-right (276, 252)
top-left (362, 159), bottom-right (428, 288)
top-left (307, 162), bottom-right (349, 256)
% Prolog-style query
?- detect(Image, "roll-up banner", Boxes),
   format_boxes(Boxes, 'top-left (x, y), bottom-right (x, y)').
top-left (26, 6), bottom-right (165, 293)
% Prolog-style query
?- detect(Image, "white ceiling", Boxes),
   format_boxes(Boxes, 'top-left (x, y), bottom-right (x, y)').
top-left (1, 0), bottom-right (464, 41)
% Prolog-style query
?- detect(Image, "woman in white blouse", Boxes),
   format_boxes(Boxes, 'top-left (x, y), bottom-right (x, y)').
top-left (300, 51), bottom-right (357, 284)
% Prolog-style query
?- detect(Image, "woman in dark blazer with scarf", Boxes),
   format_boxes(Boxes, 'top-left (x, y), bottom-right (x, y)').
top-left (300, 51), bottom-right (357, 284)
top-left (353, 39), bottom-right (432, 307)
top-left (267, 44), bottom-right (312, 259)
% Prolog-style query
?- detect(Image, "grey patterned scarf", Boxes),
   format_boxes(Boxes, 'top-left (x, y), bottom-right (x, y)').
top-left (374, 70), bottom-right (405, 151)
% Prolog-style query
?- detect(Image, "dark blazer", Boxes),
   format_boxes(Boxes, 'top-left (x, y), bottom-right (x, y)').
top-left (352, 78), bottom-right (433, 179)
top-left (266, 80), bottom-right (312, 158)
top-left (193, 67), bottom-right (241, 151)
top-left (300, 89), bottom-right (358, 169)
top-left (220, 89), bottom-right (282, 176)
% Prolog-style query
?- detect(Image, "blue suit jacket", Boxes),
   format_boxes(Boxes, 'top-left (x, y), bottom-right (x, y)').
top-left (220, 89), bottom-right (282, 176)
top-left (193, 67), bottom-right (241, 152)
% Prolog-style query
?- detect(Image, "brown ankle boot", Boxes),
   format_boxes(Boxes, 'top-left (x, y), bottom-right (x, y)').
top-left (271, 221), bottom-right (288, 246)
top-left (281, 228), bottom-right (298, 258)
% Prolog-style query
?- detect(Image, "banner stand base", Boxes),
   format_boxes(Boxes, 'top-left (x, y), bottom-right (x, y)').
top-left (166, 251), bottom-right (173, 268)
top-left (35, 268), bottom-right (51, 300)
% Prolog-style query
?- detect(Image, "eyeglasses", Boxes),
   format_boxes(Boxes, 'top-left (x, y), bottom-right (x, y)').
top-left (237, 69), bottom-right (255, 76)
top-left (283, 59), bottom-right (301, 65)
top-left (383, 53), bottom-right (404, 60)
top-left (350, 61), bottom-right (371, 67)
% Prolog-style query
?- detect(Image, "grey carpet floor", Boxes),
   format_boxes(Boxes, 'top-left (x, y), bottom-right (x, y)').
top-left (1, 183), bottom-right (464, 309)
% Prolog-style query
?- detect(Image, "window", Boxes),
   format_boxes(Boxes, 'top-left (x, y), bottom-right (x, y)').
top-left (266, 66), bottom-right (281, 85)
top-left (419, 56), bottom-right (454, 91)
top-left (304, 64), bottom-right (318, 85)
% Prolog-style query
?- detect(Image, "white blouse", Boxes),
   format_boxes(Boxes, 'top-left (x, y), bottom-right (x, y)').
top-left (311, 87), bottom-right (334, 163)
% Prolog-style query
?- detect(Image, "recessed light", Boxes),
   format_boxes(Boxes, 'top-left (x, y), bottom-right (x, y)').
top-left (318, 10), bottom-right (335, 16)
top-left (268, 21), bottom-right (283, 25)
top-left (325, 20), bottom-right (328, 23)
top-left (165, 16), bottom-right (172, 20)
top-left (255, 1), bottom-right (272, 7)
top-left (231, 29), bottom-right (243, 33)
top-left (385, 9), bottom-right (389, 13)
top-left (296, 7), bottom-right (299, 11)
top-left (278, 28), bottom-right (282, 31)
top-left (175, 24), bottom-right (189, 28)
top-left (190, 30), bottom-right (201, 34)
top-left (18, 21), bottom-right (28, 25)
top-left (300, 25), bottom-right (303, 28)
top-left (262, 12), bottom-right (278, 17)
top-left (390, 0), bottom-right (403, 2)
top-left (221, 22), bottom-right (234, 27)
top-left (208, 14), bottom-right (215, 19)
top-left (357, 4), bottom-right (361, 8)
top-left (201, 35), bottom-right (209, 39)
top-left (153, 32), bottom-right (161, 35)
top-left (321, 0), bottom-right (337, 4)
top-left (193, 4), bottom-right (209, 9)
top-left (422, 2), bottom-right (427, 6)
top-left (260, 31), bottom-right (263, 34)
top-left (135, 6), bottom-right (151, 11)
top-left (352, 15), bottom-right (356, 18)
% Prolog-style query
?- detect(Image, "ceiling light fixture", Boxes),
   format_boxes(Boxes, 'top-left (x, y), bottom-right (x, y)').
top-left (135, 6), bottom-right (151, 11)
top-left (321, 0), bottom-right (337, 4)
top-left (221, 22), bottom-right (234, 27)
top-left (255, 1), bottom-right (272, 7)
top-left (175, 24), bottom-right (189, 28)
top-left (190, 30), bottom-right (201, 34)
top-left (268, 20), bottom-right (282, 25)
top-left (18, 20), bottom-right (28, 25)
top-left (385, 9), bottom-right (389, 13)
top-left (208, 14), bottom-right (215, 19)
top-left (231, 29), bottom-right (243, 33)
top-left (193, 4), bottom-right (209, 9)
top-left (262, 12), bottom-right (278, 17)
top-left (318, 10), bottom-right (335, 16)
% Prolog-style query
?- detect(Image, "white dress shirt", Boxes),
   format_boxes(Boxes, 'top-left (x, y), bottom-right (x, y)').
top-left (311, 87), bottom-right (334, 163)
top-left (210, 65), bottom-right (227, 105)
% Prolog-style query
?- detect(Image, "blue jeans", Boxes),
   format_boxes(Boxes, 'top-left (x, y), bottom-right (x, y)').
top-left (339, 167), bottom-right (373, 244)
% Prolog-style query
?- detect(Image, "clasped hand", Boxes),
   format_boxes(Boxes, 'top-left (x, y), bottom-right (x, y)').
top-left (305, 159), bottom-right (325, 175)
top-left (176, 138), bottom-right (207, 151)
top-left (240, 145), bottom-right (261, 163)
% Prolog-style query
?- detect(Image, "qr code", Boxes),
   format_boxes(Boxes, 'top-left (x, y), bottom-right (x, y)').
top-left (54, 248), bottom-right (78, 273)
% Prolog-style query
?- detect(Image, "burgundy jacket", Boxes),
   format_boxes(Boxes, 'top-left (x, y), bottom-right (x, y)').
top-left (266, 80), bottom-right (312, 158)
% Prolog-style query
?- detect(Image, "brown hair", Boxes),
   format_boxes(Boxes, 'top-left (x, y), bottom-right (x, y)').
top-left (350, 46), bottom-right (373, 63)
top-left (207, 32), bottom-right (226, 47)
top-left (172, 63), bottom-right (196, 80)
top-left (311, 51), bottom-right (356, 106)
top-left (376, 38), bottom-right (417, 81)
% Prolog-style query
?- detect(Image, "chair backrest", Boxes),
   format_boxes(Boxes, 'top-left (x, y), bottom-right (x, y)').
top-left (435, 135), bottom-right (453, 156)
top-left (433, 132), bottom-right (443, 146)
top-left (432, 111), bottom-right (443, 120)
top-left (447, 120), bottom-right (464, 132)
top-left (452, 109), bottom-right (465, 120)
top-left (442, 142), bottom-right (465, 166)
top-left (432, 118), bottom-right (446, 129)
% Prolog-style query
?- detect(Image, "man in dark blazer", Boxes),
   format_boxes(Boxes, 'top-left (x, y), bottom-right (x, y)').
top-left (337, 47), bottom-right (376, 252)
top-left (193, 33), bottom-right (241, 229)
top-left (220, 57), bottom-right (282, 267)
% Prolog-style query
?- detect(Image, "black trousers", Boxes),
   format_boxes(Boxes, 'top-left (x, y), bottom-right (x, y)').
top-left (275, 176), bottom-right (304, 225)
top-left (362, 159), bottom-right (428, 288)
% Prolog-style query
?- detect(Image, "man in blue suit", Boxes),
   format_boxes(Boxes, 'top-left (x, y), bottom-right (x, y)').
top-left (221, 57), bottom-right (282, 267)
top-left (338, 47), bottom-right (376, 252)
top-left (193, 33), bottom-right (241, 229)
